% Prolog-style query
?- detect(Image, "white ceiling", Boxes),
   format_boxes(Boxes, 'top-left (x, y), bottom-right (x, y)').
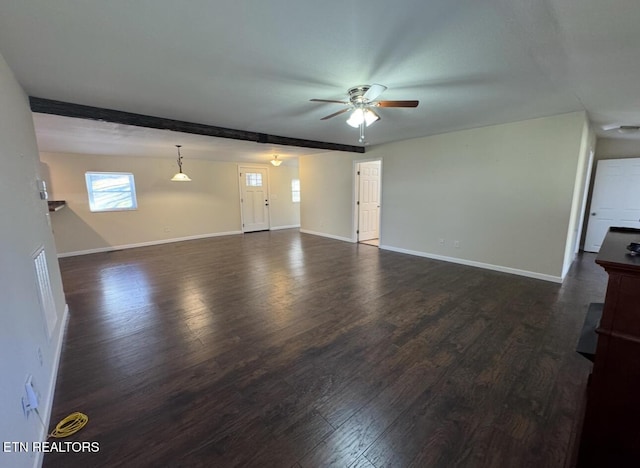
top-left (1, 0), bottom-right (640, 161)
top-left (31, 113), bottom-right (326, 165)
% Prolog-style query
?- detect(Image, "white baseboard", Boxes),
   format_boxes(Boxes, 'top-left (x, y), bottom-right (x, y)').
top-left (379, 244), bottom-right (563, 283)
top-left (34, 304), bottom-right (69, 468)
top-left (270, 225), bottom-right (300, 231)
top-left (299, 229), bottom-right (354, 243)
top-left (57, 231), bottom-right (242, 258)
top-left (561, 251), bottom-right (578, 280)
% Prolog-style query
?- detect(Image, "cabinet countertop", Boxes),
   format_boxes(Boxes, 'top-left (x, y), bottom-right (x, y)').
top-left (596, 228), bottom-right (640, 272)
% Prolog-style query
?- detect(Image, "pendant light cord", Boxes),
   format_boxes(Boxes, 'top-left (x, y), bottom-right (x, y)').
top-left (176, 145), bottom-right (184, 173)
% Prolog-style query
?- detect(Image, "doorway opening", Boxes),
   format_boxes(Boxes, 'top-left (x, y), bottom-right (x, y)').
top-left (354, 159), bottom-right (382, 246)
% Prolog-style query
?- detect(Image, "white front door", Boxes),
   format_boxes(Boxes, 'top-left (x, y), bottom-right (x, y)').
top-left (239, 166), bottom-right (270, 232)
top-left (584, 158), bottom-right (640, 252)
top-left (358, 161), bottom-right (381, 241)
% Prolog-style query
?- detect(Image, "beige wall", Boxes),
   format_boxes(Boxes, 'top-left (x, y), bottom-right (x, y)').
top-left (300, 112), bottom-right (589, 281)
top-left (40, 152), bottom-right (300, 255)
top-left (268, 164), bottom-right (301, 228)
top-left (299, 151), bottom-right (361, 240)
top-left (595, 138), bottom-right (640, 160)
top-left (0, 53), bottom-right (67, 467)
top-left (562, 120), bottom-right (596, 276)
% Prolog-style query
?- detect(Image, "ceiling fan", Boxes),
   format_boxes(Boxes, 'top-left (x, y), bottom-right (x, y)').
top-left (310, 84), bottom-right (419, 144)
top-left (601, 123), bottom-right (640, 134)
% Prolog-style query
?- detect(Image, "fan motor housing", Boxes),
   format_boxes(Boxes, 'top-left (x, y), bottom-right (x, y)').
top-left (348, 85), bottom-right (372, 104)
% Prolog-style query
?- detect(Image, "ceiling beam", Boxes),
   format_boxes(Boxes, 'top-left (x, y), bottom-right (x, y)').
top-left (29, 97), bottom-right (365, 154)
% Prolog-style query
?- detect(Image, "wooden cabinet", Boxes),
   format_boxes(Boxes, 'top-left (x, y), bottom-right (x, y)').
top-left (578, 229), bottom-right (640, 467)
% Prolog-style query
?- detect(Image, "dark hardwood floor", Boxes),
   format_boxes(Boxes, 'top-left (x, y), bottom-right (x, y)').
top-left (44, 230), bottom-right (607, 467)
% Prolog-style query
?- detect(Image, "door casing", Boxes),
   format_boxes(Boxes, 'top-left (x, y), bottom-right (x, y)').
top-left (352, 158), bottom-right (383, 243)
top-left (238, 165), bottom-right (271, 232)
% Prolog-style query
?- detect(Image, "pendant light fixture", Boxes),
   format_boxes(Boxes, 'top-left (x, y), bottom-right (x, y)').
top-left (270, 155), bottom-right (283, 167)
top-left (170, 145), bottom-right (192, 181)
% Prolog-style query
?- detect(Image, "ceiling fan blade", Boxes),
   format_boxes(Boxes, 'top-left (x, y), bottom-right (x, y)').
top-left (320, 108), bottom-right (351, 120)
top-left (601, 124), bottom-right (640, 133)
top-left (601, 123), bottom-right (620, 131)
top-left (363, 83), bottom-right (387, 101)
top-left (377, 100), bottom-right (419, 108)
top-left (310, 99), bottom-right (348, 104)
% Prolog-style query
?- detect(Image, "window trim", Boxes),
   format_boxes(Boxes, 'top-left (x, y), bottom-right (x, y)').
top-left (85, 171), bottom-right (138, 213)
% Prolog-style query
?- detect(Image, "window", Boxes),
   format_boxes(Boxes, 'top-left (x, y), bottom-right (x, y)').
top-left (85, 172), bottom-right (138, 212)
top-left (291, 178), bottom-right (301, 203)
top-left (245, 172), bottom-right (263, 187)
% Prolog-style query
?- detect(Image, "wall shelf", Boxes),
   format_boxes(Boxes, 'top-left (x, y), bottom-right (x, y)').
top-left (48, 200), bottom-right (66, 212)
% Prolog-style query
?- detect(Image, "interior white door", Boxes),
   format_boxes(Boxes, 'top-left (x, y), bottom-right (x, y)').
top-left (239, 166), bottom-right (270, 232)
top-left (584, 158), bottom-right (640, 252)
top-left (358, 161), bottom-right (381, 241)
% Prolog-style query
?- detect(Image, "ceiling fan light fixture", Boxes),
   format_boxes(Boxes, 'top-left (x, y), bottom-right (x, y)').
top-left (170, 145), bottom-right (192, 181)
top-left (270, 155), bottom-right (283, 166)
top-left (346, 108), bottom-right (365, 128)
top-left (364, 109), bottom-right (379, 127)
top-left (346, 108), bottom-right (379, 128)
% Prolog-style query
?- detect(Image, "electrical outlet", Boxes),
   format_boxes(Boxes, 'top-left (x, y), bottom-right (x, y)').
top-left (438, 238), bottom-right (445, 246)
top-left (163, 227), bottom-right (171, 233)
top-left (22, 375), bottom-right (39, 417)
top-left (454, 240), bottom-right (460, 248)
